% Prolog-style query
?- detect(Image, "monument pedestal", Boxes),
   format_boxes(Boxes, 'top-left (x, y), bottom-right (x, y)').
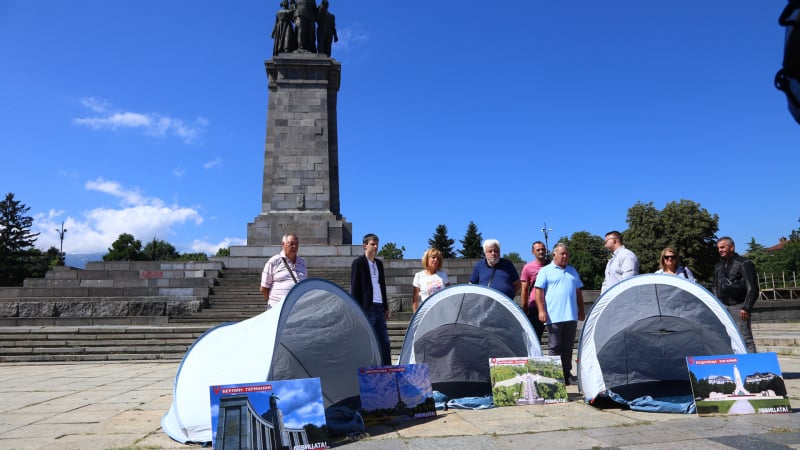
top-left (247, 53), bottom-right (352, 246)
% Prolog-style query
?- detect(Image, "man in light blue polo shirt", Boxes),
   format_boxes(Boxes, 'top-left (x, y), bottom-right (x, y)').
top-left (533, 242), bottom-right (585, 385)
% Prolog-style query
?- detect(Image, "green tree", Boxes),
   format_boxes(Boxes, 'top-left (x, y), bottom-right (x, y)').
top-left (0, 193), bottom-right (41, 286)
top-left (378, 242), bottom-right (405, 259)
top-left (458, 221), bottom-right (483, 259)
top-left (790, 217), bottom-right (800, 241)
top-left (503, 252), bottom-right (525, 264)
top-left (177, 252), bottom-right (209, 261)
top-left (103, 233), bottom-right (144, 261)
top-left (746, 237), bottom-right (765, 255)
top-left (215, 247), bottom-right (230, 257)
top-left (428, 224), bottom-right (456, 259)
top-left (560, 231), bottom-right (606, 290)
top-left (624, 200), bottom-right (719, 283)
top-left (142, 237), bottom-right (179, 261)
top-left (748, 218), bottom-right (800, 279)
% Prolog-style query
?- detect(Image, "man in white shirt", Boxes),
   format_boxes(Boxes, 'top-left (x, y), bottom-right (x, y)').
top-left (601, 230), bottom-right (639, 293)
top-left (260, 233), bottom-right (307, 309)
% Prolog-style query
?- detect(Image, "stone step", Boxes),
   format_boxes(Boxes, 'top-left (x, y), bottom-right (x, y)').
top-left (0, 325), bottom-right (209, 363)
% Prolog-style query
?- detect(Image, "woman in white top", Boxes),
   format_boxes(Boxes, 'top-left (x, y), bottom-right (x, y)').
top-left (654, 246), bottom-right (695, 281)
top-left (412, 248), bottom-right (450, 312)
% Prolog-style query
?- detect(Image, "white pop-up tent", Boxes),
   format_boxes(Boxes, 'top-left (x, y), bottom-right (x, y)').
top-left (578, 274), bottom-right (747, 413)
top-left (398, 284), bottom-right (541, 398)
top-left (161, 278), bottom-right (382, 444)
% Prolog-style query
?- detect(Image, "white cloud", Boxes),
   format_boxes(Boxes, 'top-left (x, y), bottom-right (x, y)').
top-left (203, 158), bottom-right (221, 169)
top-left (172, 167), bottom-right (185, 177)
top-left (335, 27), bottom-right (369, 53)
top-left (81, 97), bottom-right (110, 113)
top-left (190, 237), bottom-right (246, 255)
top-left (33, 179), bottom-right (204, 254)
top-left (72, 97), bottom-right (206, 144)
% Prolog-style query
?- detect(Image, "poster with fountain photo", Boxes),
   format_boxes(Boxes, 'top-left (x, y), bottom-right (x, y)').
top-left (209, 378), bottom-right (328, 450)
top-left (357, 364), bottom-right (436, 425)
top-left (489, 356), bottom-right (568, 406)
top-left (687, 352), bottom-right (791, 416)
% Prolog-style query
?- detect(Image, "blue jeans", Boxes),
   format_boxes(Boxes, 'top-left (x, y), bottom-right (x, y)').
top-left (367, 303), bottom-right (392, 365)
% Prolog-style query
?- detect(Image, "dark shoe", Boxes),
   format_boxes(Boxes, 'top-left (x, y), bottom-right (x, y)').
top-left (565, 376), bottom-right (578, 386)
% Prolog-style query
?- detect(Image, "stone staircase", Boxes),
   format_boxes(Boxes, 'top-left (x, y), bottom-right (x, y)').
top-left (0, 325), bottom-right (208, 362)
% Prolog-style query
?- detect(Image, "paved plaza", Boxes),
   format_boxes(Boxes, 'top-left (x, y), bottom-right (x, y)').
top-left (0, 355), bottom-right (797, 449)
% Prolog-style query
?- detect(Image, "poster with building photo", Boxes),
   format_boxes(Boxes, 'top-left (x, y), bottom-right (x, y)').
top-left (209, 378), bottom-right (328, 450)
top-left (489, 356), bottom-right (568, 406)
top-left (357, 364), bottom-right (436, 424)
top-left (687, 352), bottom-right (791, 416)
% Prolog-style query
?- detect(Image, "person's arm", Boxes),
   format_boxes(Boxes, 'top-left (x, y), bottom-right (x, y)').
top-left (349, 258), bottom-right (361, 298)
top-left (469, 264), bottom-right (479, 284)
top-left (620, 253), bottom-right (638, 279)
top-left (513, 279), bottom-right (521, 298)
top-left (378, 260), bottom-right (389, 320)
top-left (260, 261), bottom-right (274, 302)
top-left (576, 289), bottom-right (585, 321)
top-left (535, 287), bottom-right (548, 324)
top-left (412, 287), bottom-right (420, 313)
top-left (520, 280), bottom-right (530, 313)
top-left (741, 259), bottom-right (759, 317)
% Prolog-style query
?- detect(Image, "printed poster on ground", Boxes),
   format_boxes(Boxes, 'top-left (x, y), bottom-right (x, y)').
top-left (357, 363), bottom-right (436, 425)
top-left (686, 352), bottom-right (791, 416)
top-left (489, 356), bottom-right (568, 406)
top-left (209, 378), bottom-right (328, 450)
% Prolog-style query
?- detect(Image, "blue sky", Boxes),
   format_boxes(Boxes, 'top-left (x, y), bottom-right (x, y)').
top-left (1, 1), bottom-right (797, 262)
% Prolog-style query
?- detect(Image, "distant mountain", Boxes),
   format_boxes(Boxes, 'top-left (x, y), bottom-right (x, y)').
top-left (64, 253), bottom-right (105, 269)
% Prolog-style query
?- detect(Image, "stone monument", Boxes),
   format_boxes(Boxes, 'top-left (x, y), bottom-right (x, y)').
top-left (247, 0), bottom-right (351, 246)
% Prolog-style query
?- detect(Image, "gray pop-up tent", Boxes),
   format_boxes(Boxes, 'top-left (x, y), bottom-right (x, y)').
top-left (398, 284), bottom-right (541, 398)
top-left (578, 274), bottom-right (747, 413)
top-left (162, 278), bottom-right (382, 444)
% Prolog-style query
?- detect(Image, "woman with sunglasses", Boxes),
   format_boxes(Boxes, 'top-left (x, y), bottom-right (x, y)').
top-left (655, 247), bottom-right (695, 281)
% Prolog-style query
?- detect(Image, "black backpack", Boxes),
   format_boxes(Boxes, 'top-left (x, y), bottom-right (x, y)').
top-left (775, 0), bottom-right (800, 124)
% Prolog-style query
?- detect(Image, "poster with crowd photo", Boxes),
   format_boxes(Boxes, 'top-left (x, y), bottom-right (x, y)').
top-left (209, 378), bottom-right (328, 450)
top-left (489, 356), bottom-right (568, 406)
top-left (357, 364), bottom-right (436, 425)
top-left (687, 352), bottom-right (791, 416)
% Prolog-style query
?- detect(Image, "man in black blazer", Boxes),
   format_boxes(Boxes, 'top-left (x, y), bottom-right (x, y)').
top-left (350, 233), bottom-right (391, 365)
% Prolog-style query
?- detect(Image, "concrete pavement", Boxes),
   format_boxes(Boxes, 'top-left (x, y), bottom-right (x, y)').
top-left (0, 355), bottom-right (797, 449)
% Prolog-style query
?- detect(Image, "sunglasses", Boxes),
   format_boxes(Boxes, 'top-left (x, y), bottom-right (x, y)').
top-left (662, 255), bottom-right (676, 260)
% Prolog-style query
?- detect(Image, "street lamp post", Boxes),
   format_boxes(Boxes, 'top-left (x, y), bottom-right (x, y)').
top-left (55, 221), bottom-right (67, 264)
top-left (540, 222), bottom-right (552, 256)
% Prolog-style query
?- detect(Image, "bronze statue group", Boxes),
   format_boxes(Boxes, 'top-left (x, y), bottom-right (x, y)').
top-left (272, 0), bottom-right (338, 57)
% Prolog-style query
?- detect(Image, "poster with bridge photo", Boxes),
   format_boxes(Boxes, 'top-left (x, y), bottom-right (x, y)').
top-left (357, 364), bottom-right (436, 425)
top-left (687, 352), bottom-right (791, 416)
top-left (209, 378), bottom-right (328, 450)
top-left (489, 356), bottom-right (568, 406)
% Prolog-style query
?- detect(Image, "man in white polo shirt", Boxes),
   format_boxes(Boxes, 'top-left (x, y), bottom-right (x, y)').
top-left (260, 233), bottom-right (307, 309)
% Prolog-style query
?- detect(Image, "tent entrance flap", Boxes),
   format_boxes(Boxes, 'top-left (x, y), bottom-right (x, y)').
top-left (416, 323), bottom-right (518, 397)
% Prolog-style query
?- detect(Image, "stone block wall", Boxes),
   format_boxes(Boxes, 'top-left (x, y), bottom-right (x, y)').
top-left (0, 262), bottom-right (223, 322)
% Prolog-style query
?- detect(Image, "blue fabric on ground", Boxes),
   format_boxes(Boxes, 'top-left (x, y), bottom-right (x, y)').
top-left (325, 406), bottom-right (365, 436)
top-left (607, 390), bottom-right (696, 414)
top-left (432, 391), bottom-right (449, 410)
